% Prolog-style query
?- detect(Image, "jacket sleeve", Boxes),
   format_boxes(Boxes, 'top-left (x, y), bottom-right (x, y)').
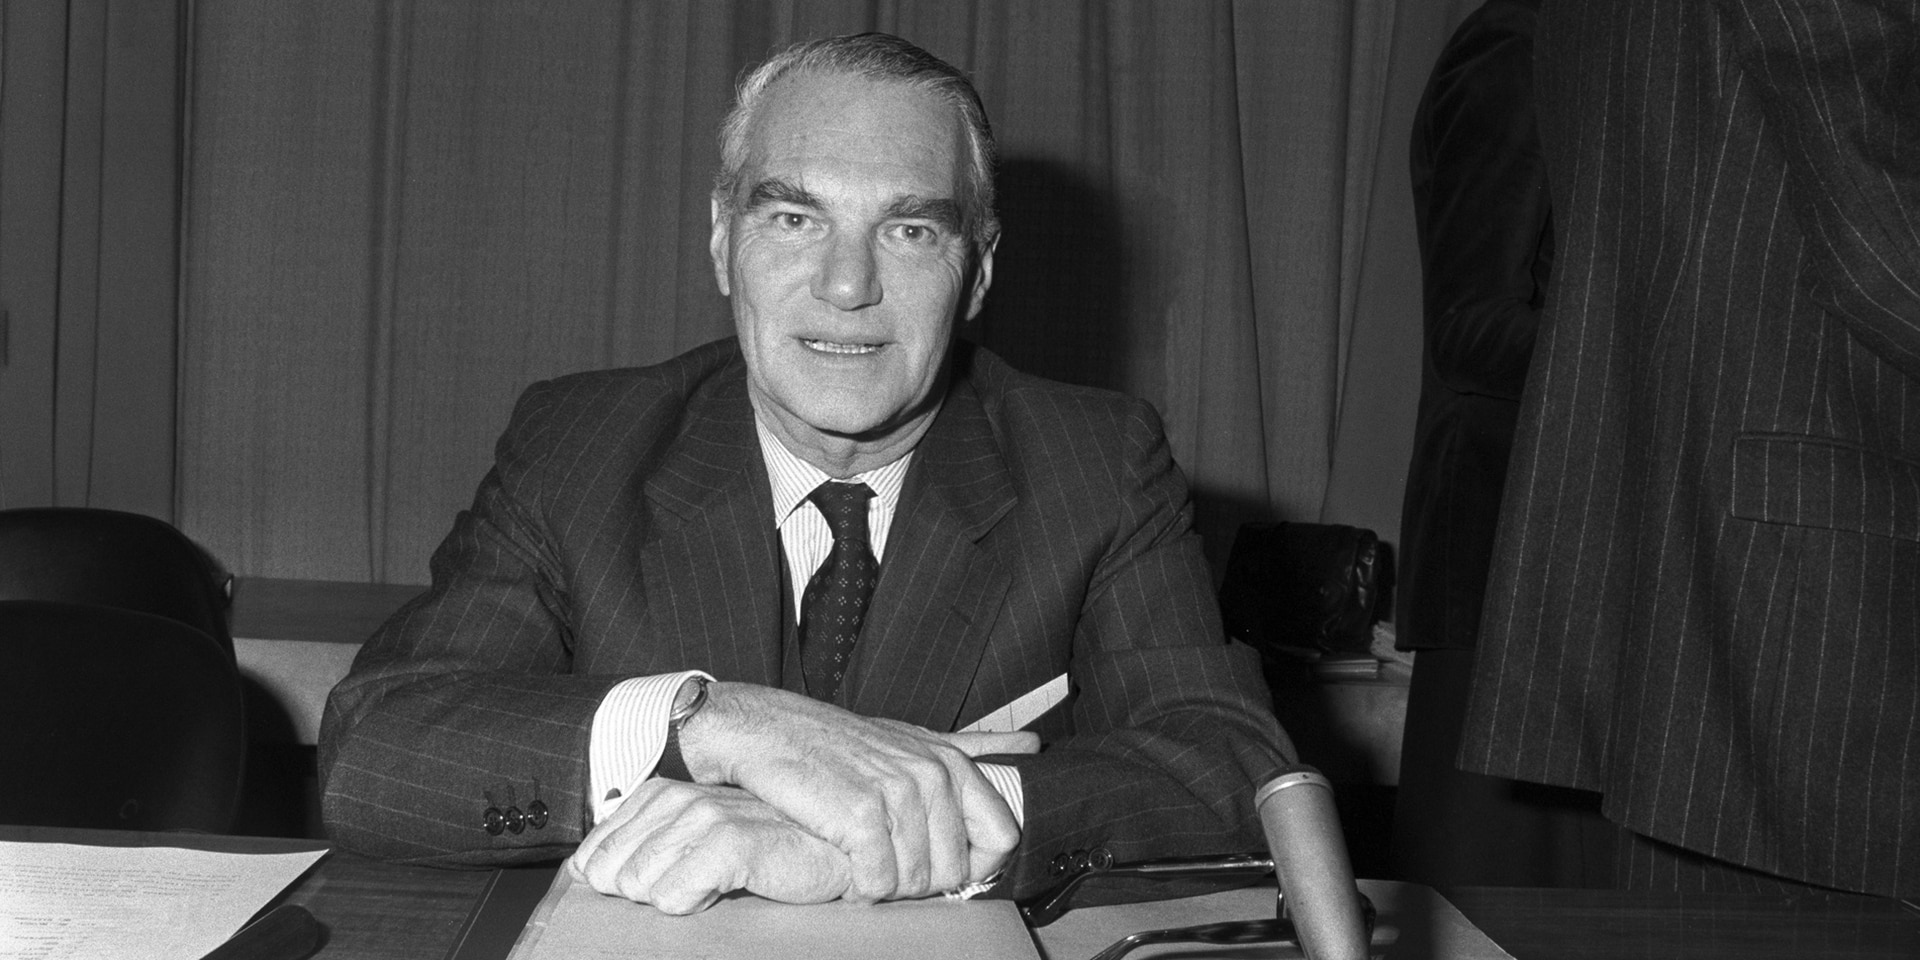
top-left (1413, 5), bottom-right (1549, 401)
top-left (318, 378), bottom-right (618, 865)
top-left (980, 396), bottom-right (1296, 903)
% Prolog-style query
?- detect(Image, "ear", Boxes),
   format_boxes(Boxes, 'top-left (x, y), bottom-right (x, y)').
top-left (964, 233), bottom-right (998, 321)
top-left (709, 196), bottom-right (732, 296)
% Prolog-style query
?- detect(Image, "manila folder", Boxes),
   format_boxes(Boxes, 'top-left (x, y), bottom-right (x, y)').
top-left (509, 869), bottom-right (1040, 959)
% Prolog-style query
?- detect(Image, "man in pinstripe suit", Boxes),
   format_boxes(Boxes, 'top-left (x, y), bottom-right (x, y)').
top-left (319, 34), bottom-right (1292, 913)
top-left (1460, 0), bottom-right (1919, 895)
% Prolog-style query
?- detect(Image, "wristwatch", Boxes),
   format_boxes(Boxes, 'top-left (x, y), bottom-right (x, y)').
top-left (658, 675), bottom-right (709, 781)
top-left (669, 674), bottom-right (711, 732)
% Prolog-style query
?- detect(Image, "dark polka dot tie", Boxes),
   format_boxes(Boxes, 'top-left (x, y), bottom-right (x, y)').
top-left (800, 481), bottom-right (877, 702)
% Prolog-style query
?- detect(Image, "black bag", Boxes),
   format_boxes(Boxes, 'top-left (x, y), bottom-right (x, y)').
top-left (1218, 521), bottom-right (1382, 661)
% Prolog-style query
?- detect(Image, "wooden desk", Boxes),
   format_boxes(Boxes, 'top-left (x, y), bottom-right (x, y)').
top-left (9, 826), bottom-right (1920, 959)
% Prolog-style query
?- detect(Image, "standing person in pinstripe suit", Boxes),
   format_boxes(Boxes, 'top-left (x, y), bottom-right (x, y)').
top-left (1460, 0), bottom-right (1920, 895)
top-left (320, 33), bottom-right (1294, 913)
top-left (1392, 0), bottom-right (1626, 890)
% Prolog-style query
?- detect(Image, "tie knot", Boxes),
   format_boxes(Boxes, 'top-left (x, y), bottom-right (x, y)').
top-left (809, 481), bottom-right (875, 542)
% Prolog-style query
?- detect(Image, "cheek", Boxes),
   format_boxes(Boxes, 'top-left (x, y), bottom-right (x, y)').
top-left (731, 239), bottom-right (809, 301)
top-left (885, 254), bottom-right (970, 313)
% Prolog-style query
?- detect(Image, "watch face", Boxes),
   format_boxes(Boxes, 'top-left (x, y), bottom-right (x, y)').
top-left (671, 676), bottom-right (711, 726)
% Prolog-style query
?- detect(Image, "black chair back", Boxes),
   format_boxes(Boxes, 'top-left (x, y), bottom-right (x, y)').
top-left (0, 600), bottom-right (246, 832)
top-left (0, 507), bottom-right (233, 657)
top-left (1219, 521), bottom-right (1384, 663)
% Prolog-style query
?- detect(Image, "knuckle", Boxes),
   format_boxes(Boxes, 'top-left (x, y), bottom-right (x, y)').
top-left (843, 793), bottom-right (890, 830)
top-left (902, 750), bottom-right (953, 779)
top-left (704, 819), bottom-right (752, 853)
top-left (613, 864), bottom-right (651, 903)
top-left (680, 796), bottom-right (731, 830)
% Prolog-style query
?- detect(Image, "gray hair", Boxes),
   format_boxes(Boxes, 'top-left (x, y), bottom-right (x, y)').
top-left (712, 33), bottom-right (1000, 249)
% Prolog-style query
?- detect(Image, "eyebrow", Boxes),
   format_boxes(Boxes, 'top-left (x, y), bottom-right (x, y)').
top-left (744, 178), bottom-right (823, 211)
top-left (882, 196), bottom-right (963, 231)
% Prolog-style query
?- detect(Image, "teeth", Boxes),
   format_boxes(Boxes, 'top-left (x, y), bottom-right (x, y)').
top-left (803, 339), bottom-right (880, 355)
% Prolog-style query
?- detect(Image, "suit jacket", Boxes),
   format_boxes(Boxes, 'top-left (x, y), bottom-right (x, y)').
top-left (1460, 0), bottom-right (1920, 895)
top-left (1395, 0), bottom-right (1550, 653)
top-left (318, 338), bottom-right (1291, 900)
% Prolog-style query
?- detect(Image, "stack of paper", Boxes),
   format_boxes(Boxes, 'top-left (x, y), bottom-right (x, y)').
top-left (0, 841), bottom-right (325, 960)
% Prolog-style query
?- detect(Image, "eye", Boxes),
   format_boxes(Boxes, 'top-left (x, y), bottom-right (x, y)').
top-left (771, 211), bottom-right (811, 230)
top-left (892, 223), bottom-right (939, 244)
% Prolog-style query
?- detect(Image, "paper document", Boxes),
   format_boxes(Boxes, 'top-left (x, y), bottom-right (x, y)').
top-left (507, 868), bottom-right (1040, 959)
top-left (0, 841), bottom-right (327, 960)
top-left (959, 672), bottom-right (1068, 733)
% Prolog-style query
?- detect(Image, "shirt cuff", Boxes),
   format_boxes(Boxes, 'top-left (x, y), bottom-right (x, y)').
top-left (588, 670), bottom-right (711, 825)
top-left (946, 761), bottom-right (1025, 900)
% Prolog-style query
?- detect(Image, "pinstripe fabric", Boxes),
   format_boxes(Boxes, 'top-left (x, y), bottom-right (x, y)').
top-left (1616, 828), bottom-right (1847, 895)
top-left (318, 338), bottom-right (1291, 901)
top-left (1460, 0), bottom-right (1920, 896)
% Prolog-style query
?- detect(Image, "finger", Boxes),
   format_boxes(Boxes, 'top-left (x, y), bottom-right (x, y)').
top-left (839, 790), bottom-right (903, 902)
top-left (650, 820), bottom-right (854, 911)
top-left (648, 850), bottom-right (734, 916)
top-left (741, 825), bottom-right (855, 904)
top-left (954, 772), bottom-right (1023, 884)
top-left (942, 730), bottom-right (1041, 756)
top-left (570, 786), bottom-right (654, 894)
top-left (886, 768), bottom-right (943, 897)
top-left (571, 777), bottom-right (650, 873)
top-left (574, 780), bottom-right (704, 901)
top-left (613, 834), bottom-right (681, 905)
top-left (920, 758), bottom-right (972, 893)
top-left (581, 818), bottom-right (670, 900)
top-left (864, 723), bottom-right (1017, 891)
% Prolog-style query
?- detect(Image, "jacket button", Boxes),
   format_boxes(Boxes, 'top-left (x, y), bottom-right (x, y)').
top-left (1049, 853), bottom-right (1071, 877)
top-left (1071, 849), bottom-right (1091, 871)
top-left (483, 807), bottom-right (505, 836)
top-left (527, 800), bottom-right (550, 830)
top-left (504, 806), bottom-right (526, 834)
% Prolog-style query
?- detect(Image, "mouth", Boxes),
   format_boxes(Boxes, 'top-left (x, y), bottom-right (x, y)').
top-left (801, 338), bottom-right (883, 356)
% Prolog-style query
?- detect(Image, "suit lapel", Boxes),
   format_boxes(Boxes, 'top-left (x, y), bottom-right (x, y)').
top-left (639, 358), bottom-right (785, 687)
top-left (845, 368), bottom-right (1017, 730)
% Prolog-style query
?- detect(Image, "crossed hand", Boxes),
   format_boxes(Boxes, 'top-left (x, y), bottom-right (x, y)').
top-left (568, 683), bottom-right (1039, 913)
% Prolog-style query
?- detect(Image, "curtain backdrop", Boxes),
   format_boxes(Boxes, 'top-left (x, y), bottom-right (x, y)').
top-left (177, 0), bottom-right (1470, 584)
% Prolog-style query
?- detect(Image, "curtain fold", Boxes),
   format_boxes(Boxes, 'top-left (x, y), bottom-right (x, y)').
top-left (178, 0), bottom-right (1434, 583)
top-left (0, 0), bottom-right (181, 519)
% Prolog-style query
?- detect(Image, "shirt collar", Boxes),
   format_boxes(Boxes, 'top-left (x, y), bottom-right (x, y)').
top-left (754, 418), bottom-right (913, 525)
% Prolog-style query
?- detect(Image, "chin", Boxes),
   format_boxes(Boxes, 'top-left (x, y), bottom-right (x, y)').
top-left (800, 407), bottom-right (897, 440)
top-left (780, 382), bottom-right (901, 434)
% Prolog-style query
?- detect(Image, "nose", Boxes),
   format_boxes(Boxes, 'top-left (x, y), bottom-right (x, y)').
top-left (811, 230), bottom-right (882, 310)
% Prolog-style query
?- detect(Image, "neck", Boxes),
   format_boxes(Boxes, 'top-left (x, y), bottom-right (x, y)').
top-left (750, 399), bottom-right (940, 479)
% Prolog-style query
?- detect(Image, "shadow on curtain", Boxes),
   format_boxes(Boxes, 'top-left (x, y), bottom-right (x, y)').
top-left (176, 0), bottom-right (1451, 583)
